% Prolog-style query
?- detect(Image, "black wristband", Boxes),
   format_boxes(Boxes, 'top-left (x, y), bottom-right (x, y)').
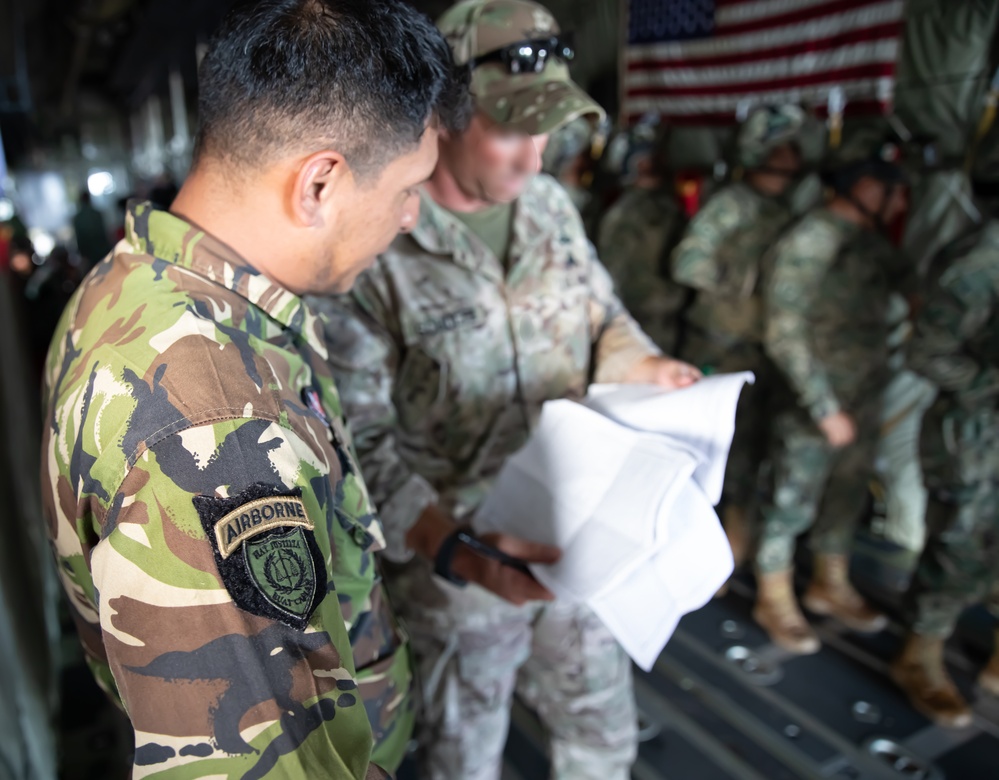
top-left (433, 526), bottom-right (473, 586)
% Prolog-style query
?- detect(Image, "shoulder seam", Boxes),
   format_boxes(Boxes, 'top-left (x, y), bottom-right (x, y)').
top-left (98, 408), bottom-right (294, 538)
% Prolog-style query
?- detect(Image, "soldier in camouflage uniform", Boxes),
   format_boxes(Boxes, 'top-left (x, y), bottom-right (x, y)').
top-left (598, 123), bottom-right (687, 355)
top-left (753, 146), bottom-right (911, 654)
top-left (671, 106), bottom-right (806, 567)
top-left (38, 2), bottom-right (469, 776)
top-left (313, 2), bottom-right (701, 778)
top-left (891, 218), bottom-right (999, 727)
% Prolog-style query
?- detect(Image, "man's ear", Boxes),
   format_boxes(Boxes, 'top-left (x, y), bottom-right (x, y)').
top-left (291, 150), bottom-right (349, 227)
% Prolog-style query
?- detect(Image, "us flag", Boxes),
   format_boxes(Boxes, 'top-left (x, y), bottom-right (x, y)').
top-left (622, 0), bottom-right (906, 123)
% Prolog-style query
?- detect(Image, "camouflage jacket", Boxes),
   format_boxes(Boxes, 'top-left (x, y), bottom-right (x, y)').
top-left (909, 219), bottom-right (999, 410)
top-left (40, 203), bottom-right (411, 779)
top-left (598, 185), bottom-right (687, 353)
top-left (672, 181), bottom-right (792, 343)
top-left (314, 174), bottom-right (659, 557)
top-left (764, 207), bottom-right (905, 422)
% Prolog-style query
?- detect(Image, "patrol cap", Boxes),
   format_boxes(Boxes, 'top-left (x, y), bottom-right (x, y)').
top-left (437, 0), bottom-right (605, 135)
top-left (737, 105), bottom-right (806, 168)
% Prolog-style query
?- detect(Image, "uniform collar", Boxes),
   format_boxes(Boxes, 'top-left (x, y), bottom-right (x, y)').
top-left (405, 175), bottom-right (562, 282)
top-left (125, 201), bottom-right (328, 359)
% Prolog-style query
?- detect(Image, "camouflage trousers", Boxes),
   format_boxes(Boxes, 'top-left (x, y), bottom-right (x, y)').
top-left (386, 558), bottom-right (637, 780)
top-left (756, 402), bottom-right (881, 574)
top-left (875, 370), bottom-right (937, 552)
top-left (903, 400), bottom-right (999, 637)
top-left (680, 329), bottom-right (776, 508)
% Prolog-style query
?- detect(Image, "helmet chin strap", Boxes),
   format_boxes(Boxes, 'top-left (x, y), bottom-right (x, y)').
top-left (846, 181), bottom-right (897, 234)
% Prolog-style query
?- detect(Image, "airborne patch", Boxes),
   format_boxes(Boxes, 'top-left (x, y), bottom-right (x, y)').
top-left (194, 484), bottom-right (327, 630)
top-left (213, 496), bottom-right (312, 559)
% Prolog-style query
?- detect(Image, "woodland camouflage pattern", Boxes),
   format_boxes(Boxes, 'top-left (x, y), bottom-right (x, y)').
top-left (672, 180), bottom-right (792, 346)
top-left (671, 180), bottom-right (794, 505)
top-left (40, 202), bottom-right (412, 779)
top-left (756, 208), bottom-right (906, 573)
top-left (598, 185), bottom-right (687, 354)
top-left (903, 219), bottom-right (999, 637)
top-left (764, 208), bottom-right (904, 423)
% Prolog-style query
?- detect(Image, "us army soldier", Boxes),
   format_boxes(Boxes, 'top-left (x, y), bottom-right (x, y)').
top-left (671, 106), bottom-right (805, 568)
top-left (753, 145), bottom-right (910, 654)
top-left (598, 124), bottom-right (687, 355)
top-left (891, 218), bottom-right (999, 728)
top-left (39, 2), bottom-right (469, 777)
top-left (313, 2), bottom-right (701, 778)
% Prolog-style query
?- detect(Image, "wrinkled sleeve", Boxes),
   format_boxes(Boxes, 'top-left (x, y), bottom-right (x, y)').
top-left (318, 274), bottom-right (439, 561)
top-left (671, 189), bottom-right (746, 296)
top-left (764, 231), bottom-right (842, 422)
top-left (588, 242), bottom-right (663, 383)
top-left (89, 419), bottom-right (387, 780)
top-left (909, 254), bottom-right (999, 406)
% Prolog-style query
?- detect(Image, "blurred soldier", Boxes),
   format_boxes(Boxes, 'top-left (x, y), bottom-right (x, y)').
top-left (543, 116), bottom-right (596, 213)
top-left (671, 105), bottom-right (805, 566)
top-left (598, 122), bottom-right (687, 355)
top-left (39, 2), bottom-right (468, 777)
top-left (892, 217), bottom-right (999, 727)
top-left (314, 2), bottom-right (701, 778)
top-left (754, 143), bottom-right (910, 653)
top-left (71, 189), bottom-right (112, 270)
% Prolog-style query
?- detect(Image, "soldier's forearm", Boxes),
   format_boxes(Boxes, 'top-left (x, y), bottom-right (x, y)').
top-left (405, 503), bottom-right (459, 562)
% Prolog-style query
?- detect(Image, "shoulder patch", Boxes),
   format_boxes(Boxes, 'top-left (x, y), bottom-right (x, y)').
top-left (194, 484), bottom-right (328, 631)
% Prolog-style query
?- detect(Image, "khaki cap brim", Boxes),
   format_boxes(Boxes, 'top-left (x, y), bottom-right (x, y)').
top-left (476, 78), bottom-right (605, 136)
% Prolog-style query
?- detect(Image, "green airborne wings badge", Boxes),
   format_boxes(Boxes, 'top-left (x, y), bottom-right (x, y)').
top-left (245, 528), bottom-right (316, 620)
top-left (194, 485), bottom-right (328, 631)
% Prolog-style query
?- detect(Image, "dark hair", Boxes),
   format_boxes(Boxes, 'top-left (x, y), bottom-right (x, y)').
top-left (194, 0), bottom-right (471, 177)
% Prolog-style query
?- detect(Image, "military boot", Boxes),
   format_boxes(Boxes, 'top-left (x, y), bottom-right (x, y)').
top-left (752, 568), bottom-right (820, 654)
top-left (802, 554), bottom-right (888, 633)
top-left (891, 633), bottom-right (972, 728)
top-left (978, 629), bottom-right (999, 697)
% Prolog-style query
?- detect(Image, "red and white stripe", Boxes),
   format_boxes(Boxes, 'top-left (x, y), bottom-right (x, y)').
top-left (623, 0), bottom-right (906, 123)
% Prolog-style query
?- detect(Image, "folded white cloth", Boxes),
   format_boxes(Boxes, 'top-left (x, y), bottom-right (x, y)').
top-left (474, 373), bottom-right (753, 670)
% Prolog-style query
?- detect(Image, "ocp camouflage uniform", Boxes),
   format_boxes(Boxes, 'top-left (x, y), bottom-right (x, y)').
top-left (758, 208), bottom-right (904, 573)
top-left (40, 203), bottom-right (412, 779)
top-left (671, 180), bottom-right (794, 506)
top-left (314, 173), bottom-right (654, 780)
top-left (598, 185), bottom-right (687, 354)
top-left (903, 219), bottom-right (999, 637)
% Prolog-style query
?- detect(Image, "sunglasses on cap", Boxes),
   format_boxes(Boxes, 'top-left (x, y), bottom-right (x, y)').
top-left (469, 33), bottom-right (575, 75)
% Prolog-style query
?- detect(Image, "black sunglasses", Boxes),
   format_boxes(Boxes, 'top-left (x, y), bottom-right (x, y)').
top-left (469, 33), bottom-right (575, 75)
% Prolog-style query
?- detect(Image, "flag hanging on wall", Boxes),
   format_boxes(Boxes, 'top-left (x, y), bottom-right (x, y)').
top-left (622, 0), bottom-right (906, 124)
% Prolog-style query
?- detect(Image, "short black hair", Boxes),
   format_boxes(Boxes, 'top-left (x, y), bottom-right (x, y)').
top-left (194, 0), bottom-right (471, 177)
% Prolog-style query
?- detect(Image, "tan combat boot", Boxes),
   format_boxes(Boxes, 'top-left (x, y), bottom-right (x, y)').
top-left (978, 630), bottom-right (999, 697)
top-left (752, 568), bottom-right (820, 654)
top-left (891, 633), bottom-right (972, 728)
top-left (802, 554), bottom-right (888, 633)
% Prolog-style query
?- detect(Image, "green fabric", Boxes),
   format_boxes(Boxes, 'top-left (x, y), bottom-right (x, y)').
top-left (446, 202), bottom-right (515, 264)
top-left (894, 0), bottom-right (999, 163)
